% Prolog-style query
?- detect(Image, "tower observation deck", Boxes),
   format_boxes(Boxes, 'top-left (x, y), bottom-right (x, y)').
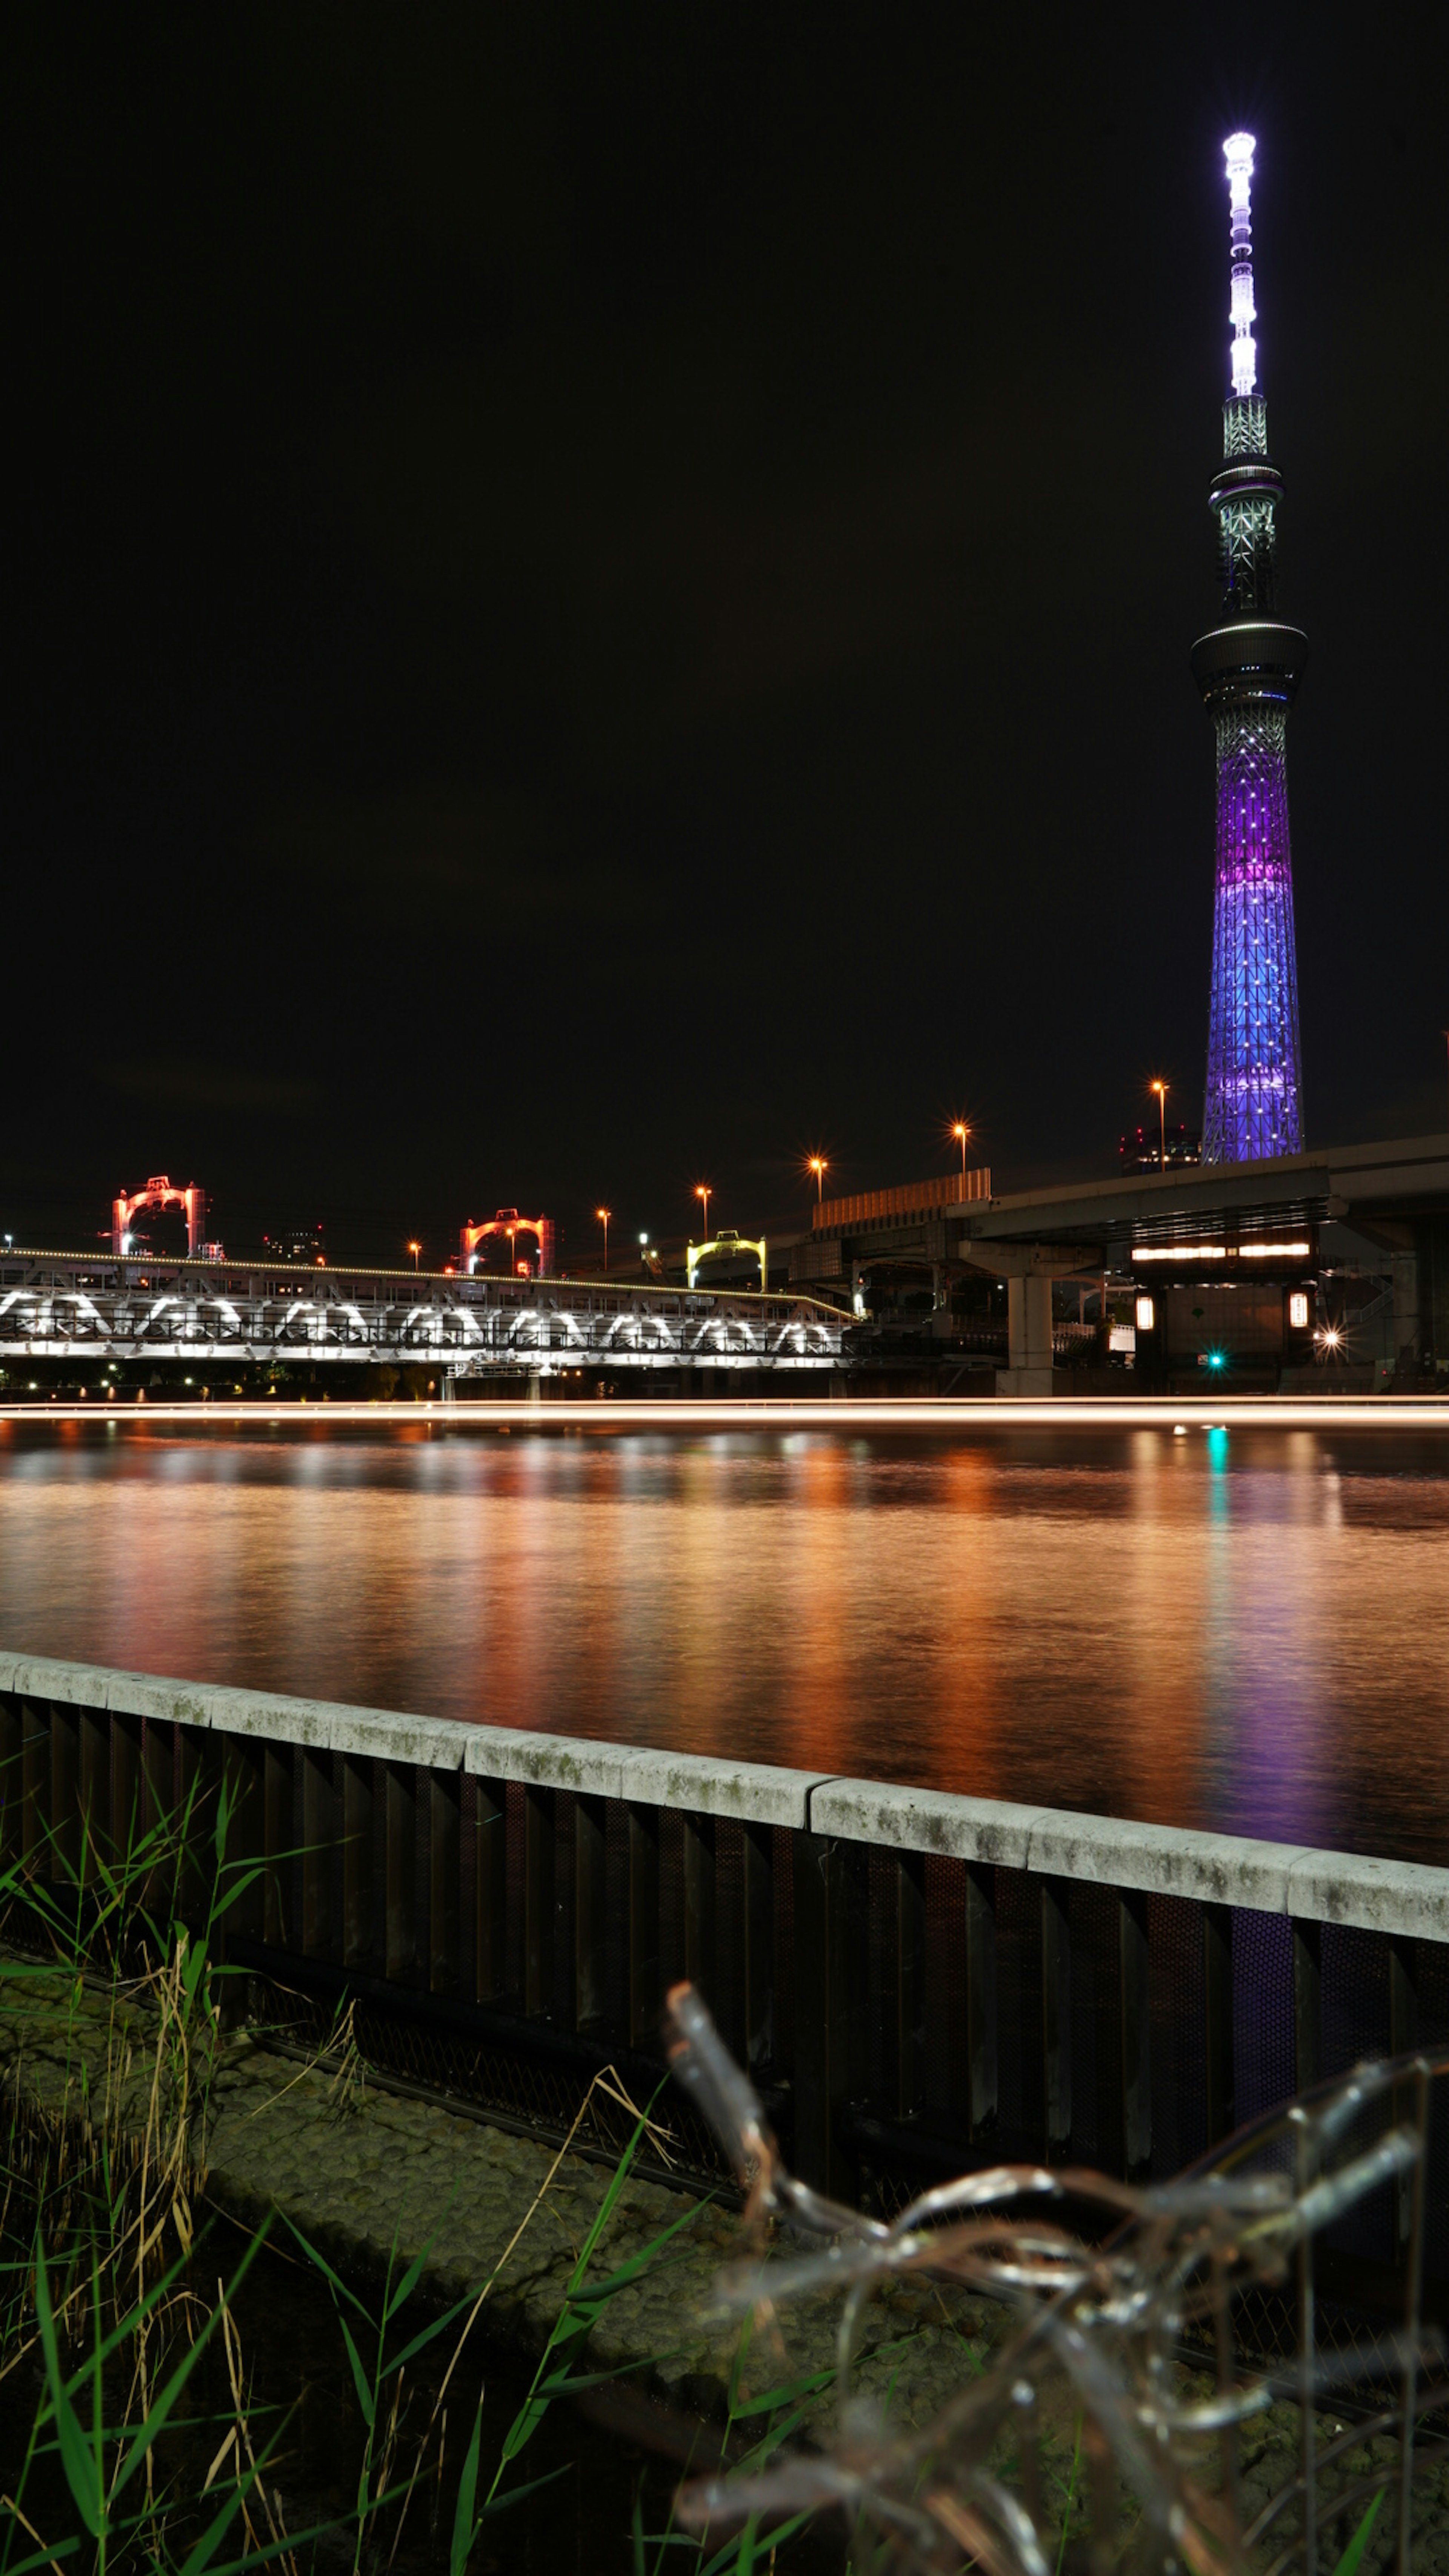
top-left (1192, 134), bottom-right (1307, 1164)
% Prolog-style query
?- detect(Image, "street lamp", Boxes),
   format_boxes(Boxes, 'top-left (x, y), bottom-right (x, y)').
top-left (952, 1121), bottom-right (971, 1183)
top-left (1150, 1081), bottom-right (1169, 1172)
top-left (694, 1183), bottom-right (711, 1238)
top-left (807, 1155), bottom-right (828, 1205)
top-left (595, 1206), bottom-right (611, 1271)
top-left (408, 1240), bottom-right (421, 1272)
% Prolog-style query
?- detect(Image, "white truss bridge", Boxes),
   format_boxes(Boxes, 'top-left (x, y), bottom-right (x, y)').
top-left (0, 1251), bottom-right (846, 1377)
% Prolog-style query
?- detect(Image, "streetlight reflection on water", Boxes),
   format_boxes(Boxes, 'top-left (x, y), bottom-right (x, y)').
top-left (0, 1421), bottom-right (1444, 1865)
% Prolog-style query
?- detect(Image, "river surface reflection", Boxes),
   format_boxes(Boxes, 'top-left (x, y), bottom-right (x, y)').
top-left (0, 1421), bottom-right (1445, 1863)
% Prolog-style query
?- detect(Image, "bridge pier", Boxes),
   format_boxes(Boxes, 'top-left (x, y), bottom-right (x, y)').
top-left (958, 1241), bottom-right (1098, 1397)
top-left (998, 1275), bottom-right (1054, 1395)
top-left (1393, 1247), bottom-right (1420, 1376)
top-left (930, 1263), bottom-right (953, 1340)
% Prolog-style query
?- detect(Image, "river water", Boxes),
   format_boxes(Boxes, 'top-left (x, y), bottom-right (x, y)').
top-left (0, 1419), bottom-right (1445, 1865)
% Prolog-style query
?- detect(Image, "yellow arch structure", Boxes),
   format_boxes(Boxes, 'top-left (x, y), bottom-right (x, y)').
top-left (686, 1229), bottom-right (767, 1292)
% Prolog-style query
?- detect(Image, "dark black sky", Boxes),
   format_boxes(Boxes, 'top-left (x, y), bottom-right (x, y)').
top-left (9, 5), bottom-right (1448, 1266)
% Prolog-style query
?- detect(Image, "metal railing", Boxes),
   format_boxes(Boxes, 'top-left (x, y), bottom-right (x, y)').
top-left (2, 1655), bottom-right (1445, 2284)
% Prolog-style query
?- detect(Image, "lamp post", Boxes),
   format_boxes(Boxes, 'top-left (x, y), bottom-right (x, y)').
top-left (1150, 1081), bottom-right (1169, 1172)
top-left (595, 1206), bottom-right (611, 1272)
top-left (694, 1183), bottom-right (711, 1239)
top-left (952, 1121), bottom-right (971, 1184)
top-left (808, 1155), bottom-right (828, 1206)
top-left (408, 1240), bottom-right (421, 1272)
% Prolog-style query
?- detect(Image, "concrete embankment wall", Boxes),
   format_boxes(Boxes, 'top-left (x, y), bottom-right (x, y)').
top-left (2, 1655), bottom-right (1446, 2248)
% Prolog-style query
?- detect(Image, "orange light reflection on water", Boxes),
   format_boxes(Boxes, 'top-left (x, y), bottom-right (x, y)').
top-left (0, 1423), bottom-right (1444, 1861)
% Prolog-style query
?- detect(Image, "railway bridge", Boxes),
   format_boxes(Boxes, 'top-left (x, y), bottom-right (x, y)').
top-left (0, 1250), bottom-right (846, 1385)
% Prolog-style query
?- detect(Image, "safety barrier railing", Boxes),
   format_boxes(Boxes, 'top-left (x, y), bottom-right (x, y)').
top-left (1, 1655), bottom-right (1445, 2252)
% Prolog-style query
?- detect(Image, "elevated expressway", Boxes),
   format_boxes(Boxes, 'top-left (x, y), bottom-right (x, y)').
top-left (791, 1133), bottom-right (1447, 1392)
top-left (0, 1252), bottom-right (846, 1383)
top-left (946, 1131), bottom-right (1449, 1390)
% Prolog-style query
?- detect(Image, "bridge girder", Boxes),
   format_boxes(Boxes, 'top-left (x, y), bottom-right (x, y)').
top-left (0, 1254), bottom-right (845, 1375)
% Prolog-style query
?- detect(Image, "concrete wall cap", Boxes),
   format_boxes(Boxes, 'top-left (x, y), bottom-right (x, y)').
top-left (101, 1668), bottom-right (221, 1729)
top-left (809, 1781), bottom-right (1049, 1869)
top-left (6, 1655), bottom-right (118, 1712)
top-left (463, 1727), bottom-right (628, 1798)
top-left (321, 1707), bottom-right (472, 1769)
top-left (1285, 1850), bottom-right (1449, 1942)
top-left (4, 1658), bottom-right (1447, 1937)
top-left (616, 1747), bottom-right (823, 1828)
top-left (1023, 1814), bottom-right (1314, 1912)
top-left (207, 1692), bottom-right (338, 1750)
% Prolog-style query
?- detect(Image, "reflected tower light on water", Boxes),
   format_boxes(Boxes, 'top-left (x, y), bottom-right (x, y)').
top-left (0, 1427), bottom-right (1445, 1859)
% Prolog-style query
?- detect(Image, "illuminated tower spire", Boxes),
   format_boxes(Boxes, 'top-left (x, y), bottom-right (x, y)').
top-left (1192, 132), bottom-right (1308, 1164)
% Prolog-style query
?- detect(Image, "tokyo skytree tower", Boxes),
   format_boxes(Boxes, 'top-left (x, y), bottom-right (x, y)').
top-left (1192, 134), bottom-right (1308, 1163)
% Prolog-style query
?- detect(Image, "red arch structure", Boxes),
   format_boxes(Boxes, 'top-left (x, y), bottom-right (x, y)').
top-left (113, 1175), bottom-right (206, 1258)
top-left (460, 1207), bottom-right (555, 1278)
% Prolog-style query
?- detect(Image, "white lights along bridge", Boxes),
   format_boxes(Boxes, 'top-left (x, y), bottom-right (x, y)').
top-left (0, 1250), bottom-right (846, 1380)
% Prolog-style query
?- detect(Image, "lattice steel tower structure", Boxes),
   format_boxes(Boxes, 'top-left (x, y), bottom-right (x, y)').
top-left (1192, 133), bottom-right (1308, 1163)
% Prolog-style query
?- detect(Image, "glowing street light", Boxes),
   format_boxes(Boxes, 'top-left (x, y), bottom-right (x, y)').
top-left (408, 1240), bottom-right (421, 1272)
top-left (807, 1155), bottom-right (828, 1205)
top-left (595, 1206), bottom-right (611, 1271)
top-left (952, 1121), bottom-right (971, 1184)
top-left (1150, 1080), bottom-right (1169, 1172)
top-left (694, 1183), bottom-right (711, 1237)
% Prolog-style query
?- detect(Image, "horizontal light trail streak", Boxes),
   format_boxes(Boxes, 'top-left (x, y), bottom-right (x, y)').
top-left (0, 1399), bottom-right (1444, 1432)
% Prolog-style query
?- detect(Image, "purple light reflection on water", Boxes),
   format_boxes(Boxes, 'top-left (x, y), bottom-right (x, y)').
top-left (0, 1420), bottom-right (1445, 1865)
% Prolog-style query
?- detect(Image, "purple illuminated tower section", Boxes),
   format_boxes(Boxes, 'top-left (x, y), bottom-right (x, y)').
top-left (1192, 134), bottom-right (1308, 1164)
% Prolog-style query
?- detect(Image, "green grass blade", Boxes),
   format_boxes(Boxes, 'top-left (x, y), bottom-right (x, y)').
top-left (1056, 2412), bottom-right (1083, 2576)
top-left (382, 2286), bottom-right (483, 2382)
top-left (728, 2365), bottom-right (835, 2422)
top-left (31, 2238), bottom-right (101, 2539)
top-left (449, 2395), bottom-right (485, 2576)
top-left (698, 2510), bottom-right (813, 2576)
top-left (278, 2211), bottom-right (376, 2322)
top-left (0, 2542), bottom-right (85, 2575)
top-left (1330, 2489), bottom-right (1384, 2576)
top-left (338, 2318), bottom-right (377, 2430)
top-left (386, 2211), bottom-right (456, 2323)
top-left (475, 2464), bottom-right (570, 2519)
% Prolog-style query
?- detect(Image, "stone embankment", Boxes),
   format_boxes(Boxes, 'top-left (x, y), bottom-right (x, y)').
top-left (5, 1952), bottom-right (1449, 2574)
top-left (0, 1954), bottom-right (989, 2428)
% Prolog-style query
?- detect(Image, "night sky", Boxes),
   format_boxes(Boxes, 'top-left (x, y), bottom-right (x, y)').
top-left (9, 7), bottom-right (1448, 1268)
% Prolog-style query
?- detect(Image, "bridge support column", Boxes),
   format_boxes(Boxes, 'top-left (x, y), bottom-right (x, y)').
top-left (958, 1238), bottom-right (1098, 1399)
top-left (998, 1275), bottom-right (1054, 1396)
top-left (930, 1263), bottom-right (953, 1339)
top-left (1393, 1248), bottom-right (1420, 1377)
